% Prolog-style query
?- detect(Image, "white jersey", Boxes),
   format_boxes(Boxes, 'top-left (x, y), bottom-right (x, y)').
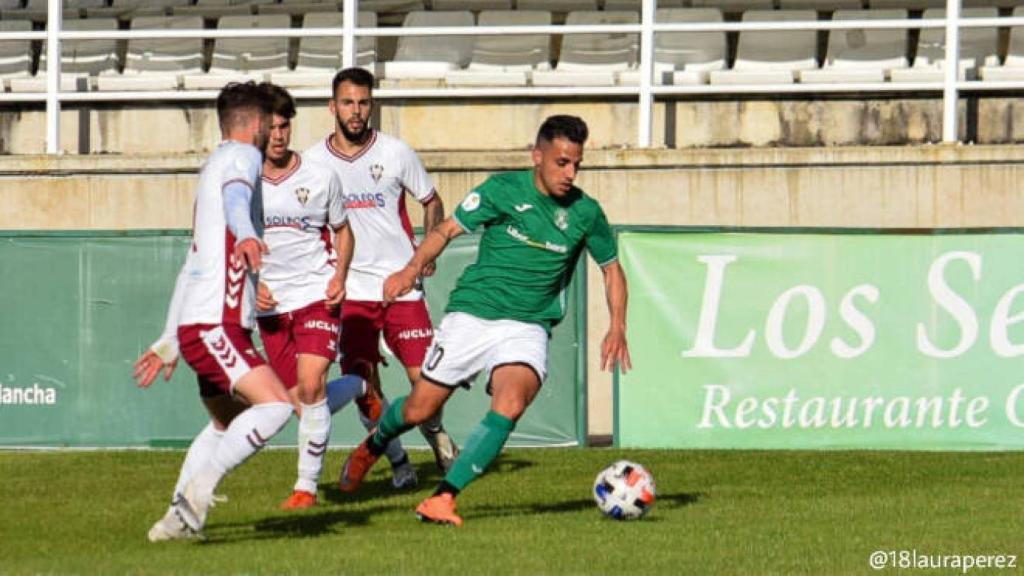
top-left (258, 153), bottom-right (347, 316)
top-left (176, 141), bottom-right (264, 330)
top-left (305, 130), bottom-right (436, 302)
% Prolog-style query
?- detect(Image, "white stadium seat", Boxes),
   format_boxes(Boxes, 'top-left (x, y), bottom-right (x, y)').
top-left (709, 10), bottom-right (817, 85)
top-left (432, 0), bottom-right (511, 10)
top-left (800, 9), bottom-right (909, 84)
top-left (11, 18), bottom-right (119, 93)
top-left (258, 0), bottom-right (339, 16)
top-left (446, 10), bottom-right (551, 87)
top-left (641, 7), bottom-right (726, 86)
top-left (516, 0), bottom-right (597, 13)
top-left (690, 0), bottom-right (773, 13)
top-left (0, 20), bottom-right (33, 92)
top-left (779, 0), bottom-right (862, 9)
top-left (271, 11), bottom-right (378, 88)
top-left (604, 0), bottom-right (686, 9)
top-left (533, 10), bottom-right (639, 87)
top-left (381, 11), bottom-right (476, 80)
top-left (892, 8), bottom-right (998, 83)
top-left (358, 0), bottom-right (426, 13)
top-left (87, 0), bottom-right (193, 19)
top-left (183, 14), bottom-right (291, 90)
top-left (979, 6), bottom-right (1024, 82)
top-left (97, 15), bottom-right (205, 91)
top-left (174, 0), bottom-right (276, 19)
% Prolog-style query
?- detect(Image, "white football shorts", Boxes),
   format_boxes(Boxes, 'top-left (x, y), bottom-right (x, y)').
top-left (421, 312), bottom-right (548, 389)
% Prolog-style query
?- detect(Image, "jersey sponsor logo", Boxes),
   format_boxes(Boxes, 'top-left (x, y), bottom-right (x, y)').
top-left (294, 187), bottom-right (310, 206)
top-left (554, 208), bottom-right (569, 231)
top-left (397, 328), bottom-right (433, 340)
top-left (506, 225), bottom-right (568, 254)
top-left (370, 163), bottom-right (384, 183)
top-left (344, 192), bottom-right (386, 209)
top-left (461, 191), bottom-right (481, 212)
top-left (265, 214), bottom-right (313, 230)
top-left (514, 203), bottom-right (533, 212)
top-left (303, 319), bottom-right (339, 333)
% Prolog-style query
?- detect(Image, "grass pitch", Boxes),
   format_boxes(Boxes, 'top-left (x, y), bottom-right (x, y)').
top-left (2, 448), bottom-right (1022, 575)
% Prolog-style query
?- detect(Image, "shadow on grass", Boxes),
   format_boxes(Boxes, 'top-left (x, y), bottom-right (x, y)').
top-left (468, 491), bottom-right (703, 521)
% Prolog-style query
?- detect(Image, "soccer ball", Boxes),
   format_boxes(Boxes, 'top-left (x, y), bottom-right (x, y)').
top-left (592, 460), bottom-right (656, 520)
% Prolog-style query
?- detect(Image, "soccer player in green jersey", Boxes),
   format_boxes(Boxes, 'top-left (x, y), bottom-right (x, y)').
top-left (339, 114), bottom-right (631, 526)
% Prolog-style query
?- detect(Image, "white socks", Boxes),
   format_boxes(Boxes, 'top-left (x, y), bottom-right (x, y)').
top-left (189, 401), bottom-right (293, 501)
top-left (294, 399), bottom-right (331, 494)
top-left (171, 422), bottom-right (223, 504)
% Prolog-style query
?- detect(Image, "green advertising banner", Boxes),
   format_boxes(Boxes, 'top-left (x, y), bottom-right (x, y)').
top-left (0, 232), bottom-right (583, 448)
top-left (618, 230), bottom-right (1024, 450)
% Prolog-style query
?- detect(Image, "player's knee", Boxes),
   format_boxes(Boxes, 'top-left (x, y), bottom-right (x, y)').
top-left (400, 399), bottom-right (435, 426)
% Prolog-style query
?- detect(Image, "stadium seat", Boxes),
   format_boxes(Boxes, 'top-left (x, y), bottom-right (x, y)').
top-left (709, 10), bottom-right (817, 85)
top-left (689, 0), bottom-right (773, 14)
top-left (358, 0), bottom-right (426, 14)
top-left (380, 11), bottom-right (475, 80)
top-left (779, 0), bottom-right (862, 9)
top-left (432, 0), bottom-right (512, 10)
top-left (174, 0), bottom-right (276, 19)
top-left (445, 10), bottom-right (551, 86)
top-left (979, 6), bottom-right (1024, 82)
top-left (258, 0), bottom-right (339, 16)
top-left (892, 7), bottom-right (998, 82)
top-left (516, 1), bottom-right (597, 13)
top-left (603, 0), bottom-right (687, 9)
top-left (183, 14), bottom-right (291, 90)
top-left (617, 7), bottom-right (726, 86)
top-left (867, 0), bottom-right (944, 8)
top-left (800, 10), bottom-right (909, 84)
top-left (96, 15), bottom-right (205, 91)
top-left (0, 0), bottom-right (21, 8)
top-left (271, 11), bottom-right (378, 88)
top-left (0, 20), bottom-right (33, 92)
top-left (11, 17), bottom-right (120, 93)
top-left (2, 0), bottom-right (78, 22)
top-left (532, 10), bottom-right (638, 87)
top-left (87, 0), bottom-right (193, 19)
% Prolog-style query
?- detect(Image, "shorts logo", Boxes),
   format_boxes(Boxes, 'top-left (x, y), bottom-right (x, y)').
top-left (554, 208), bottom-right (569, 231)
top-left (397, 328), bottom-right (433, 340)
top-left (294, 187), bottom-right (310, 206)
top-left (461, 191), bottom-right (481, 212)
top-left (370, 163), bottom-right (384, 183)
top-left (304, 319), bottom-right (339, 333)
top-left (204, 330), bottom-right (238, 368)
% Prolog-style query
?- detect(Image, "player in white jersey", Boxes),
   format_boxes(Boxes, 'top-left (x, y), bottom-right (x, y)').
top-left (133, 82), bottom-right (294, 542)
top-left (253, 84), bottom-right (414, 509)
top-left (305, 68), bottom-right (459, 484)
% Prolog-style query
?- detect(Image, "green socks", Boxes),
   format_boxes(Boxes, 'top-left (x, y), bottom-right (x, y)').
top-left (369, 396), bottom-right (414, 454)
top-left (443, 411), bottom-right (515, 491)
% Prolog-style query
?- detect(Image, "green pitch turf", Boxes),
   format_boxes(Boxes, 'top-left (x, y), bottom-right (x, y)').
top-left (1, 448), bottom-right (1022, 575)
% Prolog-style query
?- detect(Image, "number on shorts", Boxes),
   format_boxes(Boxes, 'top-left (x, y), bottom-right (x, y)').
top-left (426, 344), bottom-right (445, 371)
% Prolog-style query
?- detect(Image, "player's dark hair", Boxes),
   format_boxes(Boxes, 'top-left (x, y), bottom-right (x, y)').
top-left (258, 82), bottom-right (296, 120)
top-left (216, 81), bottom-right (271, 132)
top-left (332, 67), bottom-right (375, 97)
top-left (536, 115), bottom-right (589, 146)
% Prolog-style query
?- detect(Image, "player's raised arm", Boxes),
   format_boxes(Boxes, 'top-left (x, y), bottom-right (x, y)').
top-left (383, 217), bottom-right (464, 303)
top-left (599, 260), bottom-right (631, 374)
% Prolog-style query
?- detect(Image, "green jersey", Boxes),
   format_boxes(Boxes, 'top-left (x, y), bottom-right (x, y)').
top-left (448, 170), bottom-right (617, 332)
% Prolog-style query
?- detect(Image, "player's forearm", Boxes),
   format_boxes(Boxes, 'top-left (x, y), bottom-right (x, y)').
top-left (333, 224), bottom-right (354, 281)
top-left (603, 261), bottom-right (628, 333)
top-left (422, 194), bottom-right (444, 235)
top-left (222, 181), bottom-right (258, 242)
top-left (153, 262), bottom-right (188, 361)
top-left (406, 218), bottom-right (461, 275)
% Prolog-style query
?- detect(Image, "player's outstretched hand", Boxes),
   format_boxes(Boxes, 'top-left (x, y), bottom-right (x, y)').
top-left (600, 328), bottom-right (632, 374)
top-left (256, 281), bottom-right (278, 312)
top-left (383, 266), bottom-right (419, 305)
top-left (325, 274), bottom-right (346, 308)
top-left (133, 350), bottom-right (177, 389)
top-left (235, 238), bottom-right (269, 272)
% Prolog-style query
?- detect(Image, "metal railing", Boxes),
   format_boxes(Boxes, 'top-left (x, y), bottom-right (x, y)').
top-left (2, 0), bottom-right (1021, 153)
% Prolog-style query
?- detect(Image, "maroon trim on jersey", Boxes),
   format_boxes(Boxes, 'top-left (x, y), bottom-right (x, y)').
top-left (418, 188), bottom-right (438, 205)
top-left (222, 178), bottom-right (255, 195)
top-left (324, 130), bottom-right (377, 163)
top-left (262, 153), bottom-right (302, 186)
top-left (398, 187), bottom-right (417, 251)
top-left (223, 229), bottom-right (245, 325)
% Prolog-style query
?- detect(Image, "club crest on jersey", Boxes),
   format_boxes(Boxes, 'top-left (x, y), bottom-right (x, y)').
top-left (554, 208), bottom-right (569, 230)
top-left (370, 163), bottom-right (384, 183)
top-left (294, 187), bottom-right (310, 206)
